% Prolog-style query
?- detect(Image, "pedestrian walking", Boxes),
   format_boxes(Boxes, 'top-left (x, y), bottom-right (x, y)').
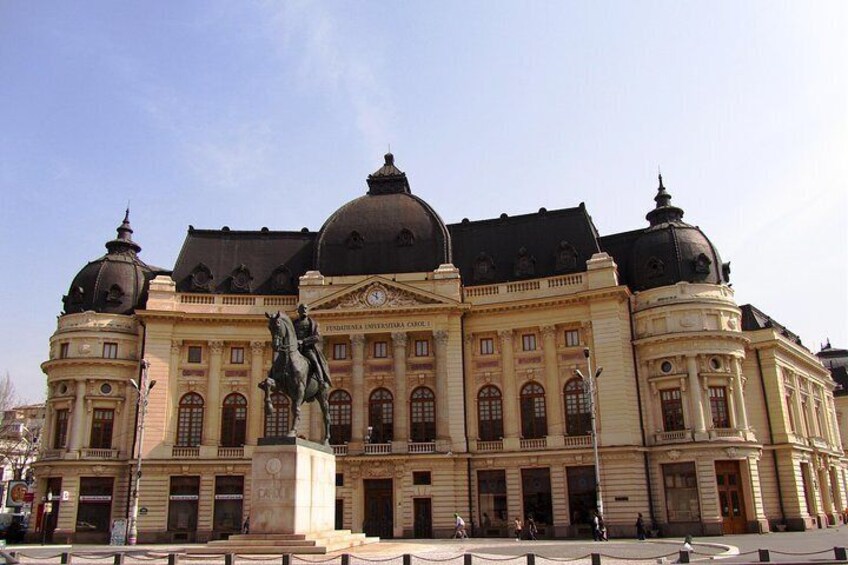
top-left (513, 516), bottom-right (523, 541)
top-left (453, 513), bottom-right (468, 539)
top-left (526, 515), bottom-right (538, 540)
top-left (635, 513), bottom-right (646, 541)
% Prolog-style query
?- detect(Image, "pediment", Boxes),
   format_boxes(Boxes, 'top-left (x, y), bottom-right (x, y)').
top-left (310, 277), bottom-right (455, 312)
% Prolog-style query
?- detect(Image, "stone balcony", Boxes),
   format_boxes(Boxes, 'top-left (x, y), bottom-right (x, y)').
top-left (470, 434), bottom-right (592, 453)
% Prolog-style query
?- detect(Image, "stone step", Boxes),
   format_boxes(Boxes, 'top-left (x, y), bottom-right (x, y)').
top-left (191, 531), bottom-right (378, 555)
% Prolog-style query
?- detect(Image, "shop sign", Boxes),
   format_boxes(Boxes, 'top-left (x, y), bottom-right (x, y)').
top-left (169, 495), bottom-right (199, 501)
top-left (5, 481), bottom-right (27, 507)
top-left (214, 494), bottom-right (243, 500)
top-left (80, 495), bottom-right (112, 502)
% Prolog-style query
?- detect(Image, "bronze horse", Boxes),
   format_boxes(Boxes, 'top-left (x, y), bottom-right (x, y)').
top-left (260, 311), bottom-right (331, 444)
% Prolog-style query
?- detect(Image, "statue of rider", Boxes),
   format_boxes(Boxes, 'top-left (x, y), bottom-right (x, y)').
top-left (293, 303), bottom-right (332, 388)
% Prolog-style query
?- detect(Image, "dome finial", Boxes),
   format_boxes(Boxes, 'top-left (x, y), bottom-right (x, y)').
top-left (106, 208), bottom-right (141, 254)
top-left (368, 151), bottom-right (410, 195)
top-left (384, 151), bottom-right (394, 166)
top-left (645, 171), bottom-right (684, 226)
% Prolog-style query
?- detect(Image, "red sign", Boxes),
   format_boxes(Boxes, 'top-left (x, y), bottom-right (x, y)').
top-left (24, 492), bottom-right (34, 502)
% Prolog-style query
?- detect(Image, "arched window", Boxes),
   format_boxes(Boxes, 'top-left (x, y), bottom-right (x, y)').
top-left (520, 382), bottom-right (547, 439)
top-left (410, 387), bottom-right (436, 442)
top-left (177, 393), bottom-right (204, 447)
top-left (368, 388), bottom-right (394, 443)
top-left (477, 385), bottom-right (504, 441)
top-left (564, 378), bottom-right (591, 436)
top-left (221, 393), bottom-right (247, 447)
top-left (329, 390), bottom-right (352, 445)
top-left (264, 393), bottom-right (290, 438)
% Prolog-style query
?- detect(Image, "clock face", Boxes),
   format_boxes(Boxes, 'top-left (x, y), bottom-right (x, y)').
top-left (366, 287), bottom-right (387, 307)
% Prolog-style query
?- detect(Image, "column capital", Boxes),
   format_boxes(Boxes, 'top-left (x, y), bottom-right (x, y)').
top-left (391, 332), bottom-right (408, 347)
top-left (209, 340), bottom-right (225, 354)
top-left (541, 325), bottom-right (557, 339)
top-left (498, 329), bottom-right (513, 343)
top-left (351, 334), bottom-right (366, 346)
top-left (250, 341), bottom-right (265, 355)
top-left (434, 330), bottom-right (449, 346)
top-left (171, 340), bottom-right (182, 354)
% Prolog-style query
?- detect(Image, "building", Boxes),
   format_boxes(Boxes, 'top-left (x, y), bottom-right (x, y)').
top-left (35, 154), bottom-right (846, 543)
top-left (0, 403), bottom-right (45, 510)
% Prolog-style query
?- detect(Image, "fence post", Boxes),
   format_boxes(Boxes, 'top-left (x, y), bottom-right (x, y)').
top-left (403, 555), bottom-right (411, 565)
top-left (282, 554), bottom-right (292, 565)
top-left (168, 554), bottom-right (180, 565)
top-left (591, 553), bottom-right (601, 565)
top-left (463, 554), bottom-right (473, 565)
top-left (758, 549), bottom-right (770, 562)
top-left (678, 551), bottom-right (690, 564)
top-left (341, 554), bottom-right (351, 565)
top-left (835, 547), bottom-right (847, 561)
top-left (225, 554), bottom-right (235, 565)
top-left (114, 554), bottom-right (125, 565)
top-left (61, 553), bottom-right (72, 565)
top-left (526, 554), bottom-right (536, 565)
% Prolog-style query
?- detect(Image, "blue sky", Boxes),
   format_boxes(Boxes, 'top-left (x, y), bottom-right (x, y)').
top-left (1, 2), bottom-right (846, 401)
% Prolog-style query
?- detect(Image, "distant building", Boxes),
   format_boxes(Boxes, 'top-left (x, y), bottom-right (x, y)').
top-left (0, 403), bottom-right (45, 502)
top-left (35, 154), bottom-right (846, 543)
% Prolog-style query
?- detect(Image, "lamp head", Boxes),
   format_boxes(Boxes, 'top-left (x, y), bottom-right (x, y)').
top-left (582, 347), bottom-right (590, 359)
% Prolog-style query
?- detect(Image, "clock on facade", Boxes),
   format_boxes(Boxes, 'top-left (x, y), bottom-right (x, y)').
top-left (365, 286), bottom-right (388, 307)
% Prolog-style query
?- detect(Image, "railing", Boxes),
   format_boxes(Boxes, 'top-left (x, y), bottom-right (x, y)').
top-left (548, 274), bottom-right (583, 287)
top-left (218, 447), bottom-right (244, 458)
top-left (222, 296), bottom-right (255, 306)
top-left (520, 438), bottom-right (547, 450)
top-left (172, 446), bottom-right (200, 458)
top-left (711, 428), bottom-right (742, 439)
top-left (180, 295), bottom-right (214, 304)
top-left (476, 440), bottom-right (503, 452)
top-left (563, 434), bottom-right (593, 448)
top-left (655, 429), bottom-right (692, 443)
top-left (465, 273), bottom-right (585, 299)
top-left (82, 448), bottom-right (120, 459)
top-left (332, 444), bottom-right (348, 456)
top-left (408, 441), bottom-right (435, 454)
top-left (264, 296), bottom-right (297, 307)
top-left (506, 280), bottom-right (541, 293)
top-left (364, 443), bottom-right (392, 455)
top-left (41, 448), bottom-right (64, 460)
top-left (176, 294), bottom-right (297, 309)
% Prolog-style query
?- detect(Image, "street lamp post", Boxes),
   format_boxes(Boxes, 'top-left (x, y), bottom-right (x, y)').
top-left (127, 359), bottom-right (155, 546)
top-left (575, 347), bottom-right (604, 517)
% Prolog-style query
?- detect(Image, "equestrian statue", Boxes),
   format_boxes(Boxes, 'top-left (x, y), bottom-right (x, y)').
top-left (260, 304), bottom-right (332, 444)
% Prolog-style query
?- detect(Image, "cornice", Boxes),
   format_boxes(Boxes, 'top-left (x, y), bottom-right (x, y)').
top-left (633, 330), bottom-right (749, 347)
top-left (41, 358), bottom-right (139, 372)
top-left (466, 286), bottom-right (629, 316)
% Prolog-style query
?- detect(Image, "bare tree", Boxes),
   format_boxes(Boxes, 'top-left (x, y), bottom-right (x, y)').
top-left (0, 374), bottom-right (41, 481)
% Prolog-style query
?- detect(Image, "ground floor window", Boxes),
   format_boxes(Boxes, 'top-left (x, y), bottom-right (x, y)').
top-left (168, 476), bottom-right (200, 532)
top-left (76, 477), bottom-right (114, 533)
top-left (521, 467), bottom-right (553, 525)
top-left (213, 476), bottom-right (244, 533)
top-left (663, 463), bottom-right (700, 522)
top-left (566, 465), bottom-right (597, 525)
top-left (800, 462), bottom-right (815, 515)
top-left (477, 470), bottom-right (507, 529)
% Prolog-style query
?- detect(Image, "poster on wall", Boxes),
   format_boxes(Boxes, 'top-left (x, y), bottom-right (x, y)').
top-left (5, 481), bottom-right (27, 508)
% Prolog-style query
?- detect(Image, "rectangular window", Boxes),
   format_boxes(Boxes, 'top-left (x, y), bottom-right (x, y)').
top-left (522, 334), bottom-right (537, 351)
top-left (53, 409), bottom-right (69, 449)
top-left (230, 347), bottom-right (244, 364)
top-left (168, 476), bottom-right (200, 532)
top-left (478, 470), bottom-right (508, 526)
top-left (187, 346), bottom-right (202, 364)
top-left (786, 394), bottom-right (796, 432)
top-left (662, 463), bottom-right (700, 522)
top-left (480, 338), bottom-right (494, 355)
top-left (59, 343), bottom-right (70, 359)
top-left (333, 343), bottom-right (348, 360)
top-left (414, 340), bottom-right (430, 357)
top-left (709, 387), bottom-right (730, 429)
top-left (335, 473), bottom-right (344, 487)
top-left (89, 408), bottom-right (114, 449)
top-left (76, 477), bottom-right (114, 533)
top-left (413, 471), bottom-right (432, 485)
top-left (373, 341), bottom-right (388, 359)
top-left (213, 476), bottom-right (244, 533)
top-left (660, 388), bottom-right (685, 432)
top-left (102, 343), bottom-right (118, 359)
top-left (565, 330), bottom-right (580, 347)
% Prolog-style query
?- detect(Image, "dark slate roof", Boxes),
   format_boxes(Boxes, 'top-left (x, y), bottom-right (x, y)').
top-left (448, 204), bottom-right (601, 285)
top-left (172, 228), bottom-right (315, 294)
top-left (740, 304), bottom-right (805, 347)
top-left (817, 342), bottom-right (848, 395)
top-left (598, 228), bottom-right (643, 287)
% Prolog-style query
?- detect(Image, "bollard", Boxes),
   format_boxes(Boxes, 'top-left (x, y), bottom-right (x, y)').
top-left (464, 554), bottom-right (473, 565)
top-left (114, 554), bottom-right (125, 565)
top-left (341, 554), bottom-right (351, 565)
top-left (836, 547), bottom-right (847, 561)
top-left (403, 555), bottom-right (411, 565)
top-left (167, 554), bottom-right (180, 565)
top-left (61, 552), bottom-right (72, 565)
top-left (282, 554), bottom-right (291, 565)
top-left (591, 553), bottom-right (601, 565)
top-left (758, 549), bottom-right (770, 562)
top-left (526, 554), bottom-right (536, 565)
top-left (678, 551), bottom-right (690, 564)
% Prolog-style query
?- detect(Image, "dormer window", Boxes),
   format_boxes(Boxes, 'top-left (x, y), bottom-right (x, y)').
top-left (230, 264), bottom-right (252, 293)
top-left (346, 231), bottom-right (365, 249)
top-left (555, 241), bottom-right (578, 272)
top-left (190, 263), bottom-right (213, 292)
top-left (396, 228), bottom-right (415, 247)
top-left (514, 247), bottom-right (536, 278)
top-left (693, 253), bottom-right (712, 275)
top-left (105, 284), bottom-right (124, 304)
top-left (473, 253), bottom-right (496, 283)
top-left (646, 257), bottom-right (665, 278)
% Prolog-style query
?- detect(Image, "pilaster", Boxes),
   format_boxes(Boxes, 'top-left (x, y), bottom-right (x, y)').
top-left (392, 332), bottom-right (409, 445)
top-left (499, 330), bottom-right (519, 447)
top-left (205, 340), bottom-right (224, 446)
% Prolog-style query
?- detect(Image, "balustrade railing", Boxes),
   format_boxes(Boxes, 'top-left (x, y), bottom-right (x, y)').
top-left (217, 447), bottom-right (244, 458)
top-left (408, 441), bottom-right (435, 454)
top-left (332, 444), bottom-right (348, 456)
top-left (476, 440), bottom-right (503, 452)
top-left (172, 446), bottom-right (200, 458)
top-left (364, 443), bottom-right (392, 455)
top-left (563, 434), bottom-right (592, 448)
top-left (82, 448), bottom-right (120, 459)
top-left (520, 437), bottom-right (547, 450)
top-left (654, 429), bottom-right (692, 443)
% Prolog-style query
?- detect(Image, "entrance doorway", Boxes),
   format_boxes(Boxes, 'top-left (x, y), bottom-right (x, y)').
top-left (42, 477), bottom-right (62, 543)
top-left (521, 468), bottom-right (552, 533)
top-left (363, 479), bottom-right (393, 539)
top-left (413, 498), bottom-right (432, 538)
top-left (567, 466), bottom-right (596, 535)
top-left (715, 461), bottom-right (746, 534)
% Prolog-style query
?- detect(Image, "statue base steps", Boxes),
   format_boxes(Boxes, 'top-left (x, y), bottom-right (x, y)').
top-left (188, 531), bottom-right (378, 554)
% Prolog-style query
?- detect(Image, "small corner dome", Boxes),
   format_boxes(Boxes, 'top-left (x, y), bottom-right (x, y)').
top-left (630, 175), bottom-right (728, 291)
top-left (62, 211), bottom-right (168, 315)
top-left (315, 153), bottom-right (451, 276)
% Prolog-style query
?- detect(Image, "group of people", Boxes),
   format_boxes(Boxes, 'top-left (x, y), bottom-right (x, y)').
top-left (512, 515), bottom-right (539, 541)
top-left (453, 511), bottom-right (652, 541)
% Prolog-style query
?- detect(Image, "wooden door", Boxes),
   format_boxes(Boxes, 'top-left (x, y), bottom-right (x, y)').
top-left (413, 498), bottom-right (432, 538)
top-left (363, 479), bottom-right (393, 539)
top-left (715, 461), bottom-right (747, 534)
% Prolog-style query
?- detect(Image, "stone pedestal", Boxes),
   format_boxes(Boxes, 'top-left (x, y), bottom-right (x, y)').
top-left (251, 437), bottom-right (335, 535)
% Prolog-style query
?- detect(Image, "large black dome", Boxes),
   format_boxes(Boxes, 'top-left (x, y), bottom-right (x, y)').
top-left (315, 154), bottom-right (451, 276)
top-left (62, 211), bottom-right (168, 315)
top-left (629, 176), bottom-right (729, 291)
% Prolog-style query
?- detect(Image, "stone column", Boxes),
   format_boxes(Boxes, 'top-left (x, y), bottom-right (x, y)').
top-left (499, 330), bottom-right (520, 443)
top-left (391, 332), bottom-right (409, 444)
top-left (165, 341), bottom-right (181, 445)
top-left (434, 330), bottom-right (450, 441)
top-left (350, 334), bottom-right (366, 447)
top-left (248, 341), bottom-right (266, 443)
top-left (541, 326), bottom-right (564, 438)
top-left (686, 355), bottom-right (707, 438)
top-left (464, 334), bottom-right (479, 443)
top-left (205, 340), bottom-right (224, 446)
top-left (732, 358), bottom-right (750, 430)
top-left (68, 379), bottom-right (87, 453)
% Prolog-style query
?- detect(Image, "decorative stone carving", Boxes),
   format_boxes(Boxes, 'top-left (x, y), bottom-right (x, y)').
top-left (105, 284), bottom-right (124, 304)
top-left (190, 263), bottom-right (214, 292)
top-left (433, 330), bottom-right (449, 346)
top-left (725, 447), bottom-right (739, 459)
top-left (270, 265), bottom-right (295, 293)
top-left (541, 325), bottom-right (556, 339)
top-left (498, 330), bottom-right (513, 343)
top-left (209, 341), bottom-right (224, 354)
top-left (391, 332), bottom-right (408, 348)
top-left (514, 247), bottom-right (536, 278)
top-left (473, 252), bottom-right (496, 283)
top-left (396, 228), bottom-right (415, 247)
top-left (250, 341), bottom-right (265, 355)
top-left (326, 283), bottom-right (439, 310)
top-left (693, 253), bottom-right (712, 275)
top-left (555, 241), bottom-right (578, 272)
top-left (230, 264), bottom-right (253, 293)
top-left (667, 449), bottom-right (681, 460)
top-left (350, 334), bottom-right (366, 347)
